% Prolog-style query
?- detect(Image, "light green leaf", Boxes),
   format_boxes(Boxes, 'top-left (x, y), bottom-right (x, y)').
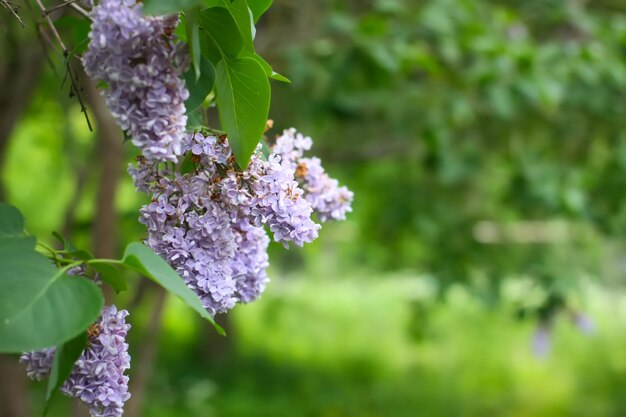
top-left (270, 71), bottom-right (291, 83)
top-left (248, 0), bottom-right (272, 22)
top-left (215, 56), bottom-right (270, 167)
top-left (251, 54), bottom-right (291, 83)
top-left (122, 243), bottom-right (225, 335)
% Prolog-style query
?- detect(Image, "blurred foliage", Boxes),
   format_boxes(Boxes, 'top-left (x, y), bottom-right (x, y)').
top-left (263, 0), bottom-right (626, 292)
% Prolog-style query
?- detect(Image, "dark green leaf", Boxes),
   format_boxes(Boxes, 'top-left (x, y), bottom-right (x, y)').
top-left (55, 16), bottom-right (91, 56)
top-left (142, 0), bottom-right (205, 15)
top-left (215, 56), bottom-right (270, 167)
top-left (179, 153), bottom-right (198, 174)
top-left (52, 232), bottom-right (94, 261)
top-left (122, 243), bottom-right (225, 335)
top-left (221, 0), bottom-right (255, 52)
top-left (186, 107), bottom-right (206, 129)
top-left (0, 203), bottom-right (24, 237)
top-left (248, 0), bottom-right (272, 22)
top-left (198, 7), bottom-right (244, 61)
top-left (52, 231), bottom-right (74, 252)
top-left (91, 262), bottom-right (127, 293)
top-left (185, 11), bottom-right (202, 80)
top-left (44, 332), bottom-right (87, 415)
top-left (184, 56), bottom-right (216, 110)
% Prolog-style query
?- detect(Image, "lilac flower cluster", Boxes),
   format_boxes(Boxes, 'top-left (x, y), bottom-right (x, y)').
top-left (130, 128), bottom-right (352, 316)
top-left (21, 305), bottom-right (131, 417)
top-left (272, 128), bottom-right (354, 221)
top-left (82, 0), bottom-right (189, 162)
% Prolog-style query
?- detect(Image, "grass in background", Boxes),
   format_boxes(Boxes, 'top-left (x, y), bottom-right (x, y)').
top-left (127, 273), bottom-right (626, 417)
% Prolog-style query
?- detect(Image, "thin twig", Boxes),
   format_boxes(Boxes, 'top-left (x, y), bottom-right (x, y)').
top-left (1, 0), bottom-right (25, 27)
top-left (34, 0), bottom-right (67, 51)
top-left (32, 0), bottom-right (93, 131)
top-left (66, 62), bottom-right (93, 131)
top-left (44, 0), bottom-right (80, 15)
top-left (65, 0), bottom-right (91, 20)
top-left (35, 22), bottom-right (59, 75)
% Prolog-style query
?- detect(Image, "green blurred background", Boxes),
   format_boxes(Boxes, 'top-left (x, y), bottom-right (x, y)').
top-left (3, 0), bottom-right (626, 416)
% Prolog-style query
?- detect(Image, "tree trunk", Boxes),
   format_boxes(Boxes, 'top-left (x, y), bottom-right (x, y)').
top-left (0, 16), bottom-right (46, 417)
top-left (80, 69), bottom-right (124, 303)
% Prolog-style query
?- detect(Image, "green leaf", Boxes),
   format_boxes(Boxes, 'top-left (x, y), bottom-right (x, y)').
top-left (221, 0), bottom-right (255, 52)
top-left (215, 56), bottom-right (270, 167)
top-left (251, 54), bottom-right (291, 83)
top-left (179, 152), bottom-right (198, 174)
top-left (51, 232), bottom-right (93, 260)
top-left (0, 274), bottom-right (103, 353)
top-left (52, 231), bottom-right (75, 252)
top-left (54, 16), bottom-right (91, 57)
top-left (142, 0), bottom-right (205, 15)
top-left (91, 262), bottom-right (127, 293)
top-left (0, 203), bottom-right (24, 237)
top-left (185, 11), bottom-right (202, 80)
top-left (44, 332), bottom-right (87, 415)
top-left (248, 0), bottom-right (272, 22)
top-left (198, 7), bottom-right (244, 62)
top-left (121, 243), bottom-right (225, 335)
top-left (186, 107), bottom-right (206, 129)
top-left (184, 56), bottom-right (216, 111)
top-left (0, 205), bottom-right (103, 352)
top-left (0, 237), bottom-right (54, 321)
top-left (271, 71), bottom-right (291, 83)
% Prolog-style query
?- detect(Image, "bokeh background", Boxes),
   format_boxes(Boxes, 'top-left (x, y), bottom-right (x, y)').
top-left (3, 0), bottom-right (626, 416)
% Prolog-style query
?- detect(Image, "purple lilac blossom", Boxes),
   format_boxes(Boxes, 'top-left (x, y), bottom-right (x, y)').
top-left (231, 218), bottom-right (270, 303)
top-left (21, 305), bottom-right (131, 417)
top-left (271, 128), bottom-right (353, 222)
top-left (129, 132), bottom-right (319, 315)
top-left (247, 152), bottom-right (320, 247)
top-left (82, 0), bottom-right (189, 162)
top-left (297, 157), bottom-right (354, 221)
top-left (130, 129), bottom-right (352, 315)
top-left (532, 325), bottom-right (551, 358)
top-left (573, 312), bottom-right (595, 335)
